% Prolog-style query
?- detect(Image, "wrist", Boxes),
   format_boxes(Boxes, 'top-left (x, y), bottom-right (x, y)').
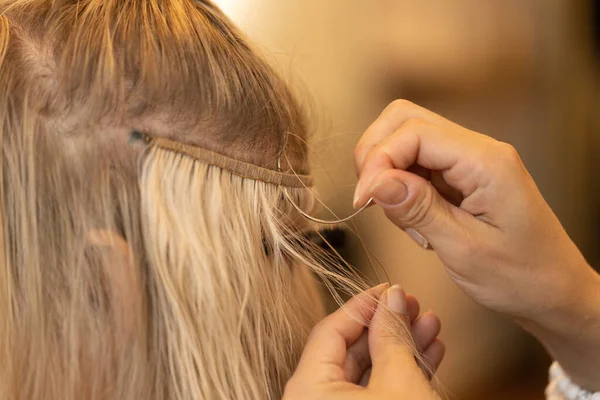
top-left (519, 265), bottom-right (600, 391)
top-left (527, 262), bottom-right (600, 335)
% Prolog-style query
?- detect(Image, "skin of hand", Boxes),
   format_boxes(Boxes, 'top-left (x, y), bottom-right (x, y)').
top-left (353, 100), bottom-right (600, 390)
top-left (283, 284), bottom-right (442, 400)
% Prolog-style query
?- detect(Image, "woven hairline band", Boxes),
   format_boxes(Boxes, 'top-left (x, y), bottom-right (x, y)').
top-left (135, 131), bottom-right (376, 226)
top-left (144, 135), bottom-right (313, 188)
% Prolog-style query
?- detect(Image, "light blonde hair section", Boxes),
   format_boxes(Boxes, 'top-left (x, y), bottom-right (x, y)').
top-left (140, 145), bottom-right (319, 399)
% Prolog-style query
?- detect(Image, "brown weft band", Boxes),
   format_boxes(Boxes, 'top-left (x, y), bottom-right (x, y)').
top-left (150, 137), bottom-right (313, 188)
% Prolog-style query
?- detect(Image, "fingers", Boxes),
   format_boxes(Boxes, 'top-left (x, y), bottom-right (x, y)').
top-left (423, 339), bottom-right (446, 375)
top-left (344, 331), bottom-right (370, 383)
top-left (368, 285), bottom-right (425, 388)
top-left (367, 168), bottom-right (487, 253)
top-left (407, 296), bottom-right (445, 376)
top-left (353, 102), bottom-right (499, 210)
top-left (344, 294), bottom-right (442, 385)
top-left (354, 100), bottom-right (451, 171)
top-left (406, 294), bottom-right (420, 323)
top-left (354, 117), bottom-right (464, 209)
top-left (411, 312), bottom-right (441, 353)
top-left (294, 284), bottom-right (388, 383)
top-left (430, 170), bottom-right (463, 206)
top-left (411, 312), bottom-right (443, 378)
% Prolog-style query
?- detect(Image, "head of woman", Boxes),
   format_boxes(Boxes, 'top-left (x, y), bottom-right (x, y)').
top-left (0, 1), bottom-right (367, 399)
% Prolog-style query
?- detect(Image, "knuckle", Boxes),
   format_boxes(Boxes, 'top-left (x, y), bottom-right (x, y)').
top-left (496, 142), bottom-right (523, 166)
top-left (387, 99), bottom-right (415, 113)
top-left (401, 185), bottom-right (436, 227)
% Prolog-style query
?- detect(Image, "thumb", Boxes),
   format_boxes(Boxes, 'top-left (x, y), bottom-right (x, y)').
top-left (367, 285), bottom-right (432, 392)
top-left (368, 168), bottom-right (475, 250)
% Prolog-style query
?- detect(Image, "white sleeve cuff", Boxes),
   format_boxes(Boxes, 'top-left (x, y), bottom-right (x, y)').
top-left (546, 362), bottom-right (600, 400)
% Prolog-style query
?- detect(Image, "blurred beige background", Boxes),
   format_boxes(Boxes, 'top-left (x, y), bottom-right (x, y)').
top-left (215, 1), bottom-right (600, 398)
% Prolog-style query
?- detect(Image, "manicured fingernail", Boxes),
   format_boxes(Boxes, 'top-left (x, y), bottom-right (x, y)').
top-left (353, 180), bottom-right (363, 209)
top-left (405, 228), bottom-right (429, 249)
top-left (387, 285), bottom-right (407, 314)
top-left (370, 283), bottom-right (390, 297)
top-left (373, 282), bottom-right (390, 291)
top-left (370, 179), bottom-right (408, 206)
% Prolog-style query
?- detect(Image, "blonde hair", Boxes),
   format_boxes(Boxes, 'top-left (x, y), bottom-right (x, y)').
top-left (0, 1), bottom-right (377, 399)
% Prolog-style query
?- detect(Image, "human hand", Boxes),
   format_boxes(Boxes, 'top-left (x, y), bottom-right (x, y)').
top-left (353, 100), bottom-right (600, 390)
top-left (283, 284), bottom-right (443, 400)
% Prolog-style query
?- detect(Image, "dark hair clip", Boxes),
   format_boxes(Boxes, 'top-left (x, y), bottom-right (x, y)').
top-left (129, 130), bottom-right (151, 144)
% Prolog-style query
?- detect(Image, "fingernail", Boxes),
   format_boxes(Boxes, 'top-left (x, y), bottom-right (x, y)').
top-left (370, 282), bottom-right (390, 298)
top-left (387, 285), bottom-right (407, 314)
top-left (352, 180), bottom-right (363, 209)
top-left (373, 282), bottom-right (391, 291)
top-left (370, 179), bottom-right (408, 206)
top-left (405, 228), bottom-right (429, 249)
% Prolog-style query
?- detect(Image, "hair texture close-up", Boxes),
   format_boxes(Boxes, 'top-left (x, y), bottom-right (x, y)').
top-left (0, 1), bottom-right (414, 399)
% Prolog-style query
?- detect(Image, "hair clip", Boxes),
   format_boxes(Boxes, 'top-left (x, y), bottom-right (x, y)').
top-left (129, 129), bottom-right (153, 145)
